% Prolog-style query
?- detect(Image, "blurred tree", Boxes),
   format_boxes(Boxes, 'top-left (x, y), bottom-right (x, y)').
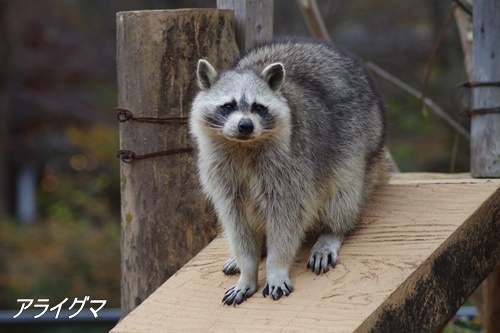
top-left (0, 0), bottom-right (9, 219)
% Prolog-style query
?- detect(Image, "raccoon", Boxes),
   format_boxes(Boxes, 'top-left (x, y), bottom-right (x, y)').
top-left (189, 38), bottom-right (388, 306)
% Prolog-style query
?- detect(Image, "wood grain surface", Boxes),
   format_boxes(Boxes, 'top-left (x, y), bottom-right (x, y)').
top-left (111, 178), bottom-right (500, 333)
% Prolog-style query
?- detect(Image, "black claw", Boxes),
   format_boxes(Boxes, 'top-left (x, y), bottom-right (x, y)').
top-left (328, 253), bottom-right (337, 267)
top-left (282, 285), bottom-right (291, 296)
top-left (223, 295), bottom-right (233, 306)
top-left (223, 287), bottom-right (252, 306)
top-left (272, 287), bottom-right (283, 300)
top-left (224, 286), bottom-right (235, 296)
top-left (222, 293), bottom-right (231, 304)
top-left (222, 286), bottom-right (237, 305)
top-left (262, 284), bottom-right (269, 297)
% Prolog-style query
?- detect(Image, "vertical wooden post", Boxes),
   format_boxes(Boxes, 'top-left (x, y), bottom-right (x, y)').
top-left (470, 0), bottom-right (500, 177)
top-left (216, 0), bottom-right (273, 50)
top-left (471, 1), bottom-right (500, 332)
top-left (116, 9), bottom-right (239, 317)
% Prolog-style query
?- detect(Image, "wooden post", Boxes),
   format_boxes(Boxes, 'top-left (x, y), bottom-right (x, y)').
top-left (471, 2), bottom-right (500, 331)
top-left (116, 9), bottom-right (239, 317)
top-left (216, 0), bottom-right (273, 50)
top-left (470, 0), bottom-right (500, 177)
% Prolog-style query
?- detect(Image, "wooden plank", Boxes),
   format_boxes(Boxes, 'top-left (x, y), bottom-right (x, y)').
top-left (110, 180), bottom-right (500, 333)
top-left (116, 9), bottom-right (239, 316)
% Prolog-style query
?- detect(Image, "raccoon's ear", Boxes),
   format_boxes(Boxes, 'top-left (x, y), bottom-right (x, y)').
top-left (197, 59), bottom-right (218, 90)
top-left (261, 62), bottom-right (285, 91)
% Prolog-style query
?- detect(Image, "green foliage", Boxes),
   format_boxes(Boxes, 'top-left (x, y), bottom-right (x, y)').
top-left (444, 316), bottom-right (483, 333)
top-left (0, 218), bottom-right (120, 309)
top-left (384, 92), bottom-right (470, 173)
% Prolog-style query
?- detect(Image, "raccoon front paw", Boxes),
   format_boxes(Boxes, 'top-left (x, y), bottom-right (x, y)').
top-left (307, 234), bottom-right (342, 275)
top-left (222, 256), bottom-right (240, 275)
top-left (262, 277), bottom-right (294, 300)
top-left (222, 282), bottom-right (257, 306)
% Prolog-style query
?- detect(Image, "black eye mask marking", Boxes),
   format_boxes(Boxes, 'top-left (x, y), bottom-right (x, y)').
top-left (252, 103), bottom-right (268, 117)
top-left (220, 100), bottom-right (237, 117)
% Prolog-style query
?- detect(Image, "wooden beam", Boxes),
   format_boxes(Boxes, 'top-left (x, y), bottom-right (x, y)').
top-left (216, 0), bottom-right (273, 50)
top-left (110, 176), bottom-right (500, 332)
top-left (116, 9), bottom-right (239, 317)
top-left (470, 0), bottom-right (500, 177)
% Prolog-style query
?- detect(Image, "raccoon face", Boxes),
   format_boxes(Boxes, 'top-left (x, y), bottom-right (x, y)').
top-left (191, 60), bottom-right (291, 143)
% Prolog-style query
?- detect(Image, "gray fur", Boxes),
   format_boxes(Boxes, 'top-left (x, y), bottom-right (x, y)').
top-left (189, 38), bottom-right (388, 305)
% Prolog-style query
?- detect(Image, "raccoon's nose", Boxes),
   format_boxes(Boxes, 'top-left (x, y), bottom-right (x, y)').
top-left (238, 119), bottom-right (254, 134)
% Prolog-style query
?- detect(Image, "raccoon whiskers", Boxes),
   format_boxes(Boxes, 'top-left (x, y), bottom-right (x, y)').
top-left (201, 114), bottom-right (226, 129)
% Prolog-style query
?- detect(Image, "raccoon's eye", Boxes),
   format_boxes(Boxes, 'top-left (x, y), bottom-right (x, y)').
top-left (252, 103), bottom-right (268, 116)
top-left (220, 101), bottom-right (236, 114)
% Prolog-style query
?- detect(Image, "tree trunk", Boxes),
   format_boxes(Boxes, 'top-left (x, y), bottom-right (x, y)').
top-left (470, 0), bottom-right (500, 177)
top-left (116, 9), bottom-right (239, 317)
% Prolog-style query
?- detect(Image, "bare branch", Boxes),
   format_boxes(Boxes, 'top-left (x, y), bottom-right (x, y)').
top-left (366, 62), bottom-right (470, 140)
top-left (453, 0), bottom-right (473, 16)
top-left (295, 0), bottom-right (331, 42)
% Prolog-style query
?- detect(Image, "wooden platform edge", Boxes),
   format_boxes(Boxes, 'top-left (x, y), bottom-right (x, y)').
top-left (356, 185), bottom-right (500, 332)
top-left (109, 176), bottom-right (500, 333)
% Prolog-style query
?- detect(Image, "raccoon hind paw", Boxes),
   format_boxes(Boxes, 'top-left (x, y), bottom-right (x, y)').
top-left (222, 256), bottom-right (240, 275)
top-left (307, 251), bottom-right (337, 275)
top-left (307, 233), bottom-right (343, 275)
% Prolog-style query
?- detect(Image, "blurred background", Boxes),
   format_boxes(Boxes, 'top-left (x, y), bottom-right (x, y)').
top-left (0, 0), bottom-right (475, 332)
